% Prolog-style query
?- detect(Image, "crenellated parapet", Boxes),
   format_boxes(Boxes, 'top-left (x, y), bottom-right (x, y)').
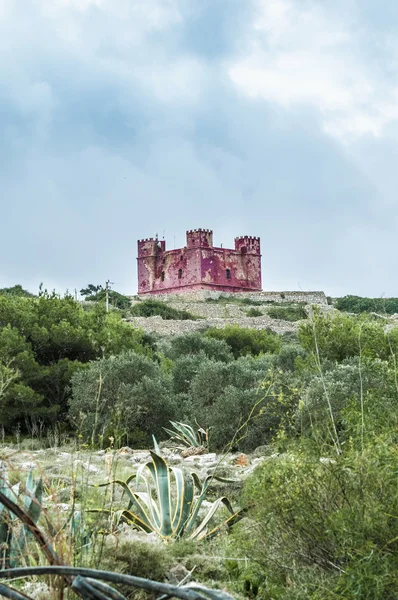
top-left (137, 237), bottom-right (166, 257)
top-left (186, 228), bottom-right (213, 248)
top-left (234, 236), bottom-right (261, 254)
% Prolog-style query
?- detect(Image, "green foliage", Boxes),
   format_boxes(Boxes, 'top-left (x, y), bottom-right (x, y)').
top-left (0, 467), bottom-right (43, 568)
top-left (164, 332), bottom-right (233, 363)
top-left (235, 442), bottom-right (398, 599)
top-left (267, 305), bottom-right (307, 321)
top-left (97, 450), bottom-right (243, 541)
top-left (130, 299), bottom-right (200, 320)
top-left (69, 351), bottom-right (177, 446)
top-left (0, 291), bottom-right (151, 430)
top-left (245, 308), bottom-right (263, 317)
top-left (0, 285), bottom-right (34, 298)
top-left (335, 294), bottom-right (398, 315)
top-left (80, 284), bottom-right (103, 297)
top-left (298, 309), bottom-right (398, 362)
top-left (85, 289), bottom-right (132, 310)
top-left (205, 296), bottom-right (264, 306)
top-left (100, 539), bottom-right (172, 582)
top-left (300, 357), bottom-right (398, 448)
top-left (0, 477), bottom-right (233, 600)
top-left (206, 325), bottom-right (281, 359)
top-left (272, 343), bottom-right (306, 372)
top-left (180, 356), bottom-right (299, 452)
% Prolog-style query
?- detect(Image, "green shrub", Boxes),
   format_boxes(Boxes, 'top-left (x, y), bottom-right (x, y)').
top-left (300, 357), bottom-right (398, 447)
top-left (85, 289), bottom-right (131, 310)
top-left (298, 310), bottom-right (398, 363)
top-left (267, 305), bottom-right (307, 321)
top-left (69, 350), bottom-right (178, 446)
top-left (234, 442), bottom-right (398, 599)
top-left (205, 296), bottom-right (264, 306)
top-left (206, 325), bottom-right (281, 358)
top-left (182, 355), bottom-right (298, 452)
top-left (164, 332), bottom-right (233, 362)
top-left (130, 299), bottom-right (199, 320)
top-left (335, 295), bottom-right (398, 315)
top-left (0, 291), bottom-right (151, 431)
top-left (246, 308), bottom-right (263, 317)
top-left (100, 540), bottom-right (172, 581)
top-left (272, 343), bottom-right (306, 372)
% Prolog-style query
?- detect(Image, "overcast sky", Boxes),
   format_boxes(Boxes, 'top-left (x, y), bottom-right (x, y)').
top-left (1, 0), bottom-right (398, 297)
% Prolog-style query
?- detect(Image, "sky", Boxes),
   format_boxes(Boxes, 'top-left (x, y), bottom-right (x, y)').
top-left (1, 0), bottom-right (398, 297)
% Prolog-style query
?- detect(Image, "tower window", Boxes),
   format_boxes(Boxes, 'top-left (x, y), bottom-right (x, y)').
top-left (161, 271), bottom-right (165, 282)
top-left (226, 269), bottom-right (231, 280)
top-left (180, 254), bottom-right (184, 261)
top-left (178, 268), bottom-right (183, 279)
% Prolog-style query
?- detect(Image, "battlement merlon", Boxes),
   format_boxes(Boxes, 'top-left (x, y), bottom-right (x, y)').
top-left (234, 236), bottom-right (261, 254)
top-left (137, 238), bottom-right (166, 257)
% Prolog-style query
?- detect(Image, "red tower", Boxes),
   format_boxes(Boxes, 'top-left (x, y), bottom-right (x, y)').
top-left (137, 229), bottom-right (261, 294)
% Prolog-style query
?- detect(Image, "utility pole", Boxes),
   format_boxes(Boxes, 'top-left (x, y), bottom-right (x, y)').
top-left (105, 279), bottom-right (112, 313)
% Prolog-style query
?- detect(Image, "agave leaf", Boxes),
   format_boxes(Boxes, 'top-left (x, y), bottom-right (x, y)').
top-left (133, 469), bottom-right (160, 530)
top-left (117, 509), bottom-right (155, 534)
top-left (148, 452), bottom-right (173, 537)
top-left (162, 429), bottom-right (190, 448)
top-left (165, 422), bottom-right (199, 447)
top-left (199, 507), bottom-right (246, 541)
top-left (189, 497), bottom-right (240, 540)
top-left (169, 468), bottom-right (194, 537)
top-left (24, 473), bottom-right (43, 524)
top-left (152, 435), bottom-right (161, 455)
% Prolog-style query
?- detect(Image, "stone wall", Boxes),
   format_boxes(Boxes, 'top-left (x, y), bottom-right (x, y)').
top-left (126, 289), bottom-right (327, 337)
top-left (134, 290), bottom-right (327, 305)
top-left (125, 315), bottom-right (298, 336)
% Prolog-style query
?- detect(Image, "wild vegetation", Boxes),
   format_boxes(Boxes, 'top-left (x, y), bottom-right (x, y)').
top-left (2, 287), bottom-right (398, 598)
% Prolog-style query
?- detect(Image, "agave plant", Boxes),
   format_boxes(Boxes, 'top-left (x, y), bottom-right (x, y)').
top-left (0, 466), bottom-right (43, 569)
top-left (163, 421), bottom-right (208, 449)
top-left (97, 450), bottom-right (243, 541)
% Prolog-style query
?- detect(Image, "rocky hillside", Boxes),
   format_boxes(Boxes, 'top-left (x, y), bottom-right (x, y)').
top-left (125, 290), bottom-right (328, 336)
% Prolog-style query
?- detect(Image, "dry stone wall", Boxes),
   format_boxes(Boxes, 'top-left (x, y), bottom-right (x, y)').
top-left (125, 315), bottom-right (298, 336)
top-left (134, 290), bottom-right (327, 305)
top-left (126, 289), bottom-right (327, 337)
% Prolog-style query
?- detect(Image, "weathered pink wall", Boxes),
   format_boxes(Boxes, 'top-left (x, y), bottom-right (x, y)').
top-left (137, 230), bottom-right (261, 294)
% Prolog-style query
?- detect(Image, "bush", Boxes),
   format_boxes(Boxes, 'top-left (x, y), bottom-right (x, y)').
top-left (234, 442), bottom-right (398, 599)
top-left (130, 299), bottom-right (199, 320)
top-left (246, 308), bottom-right (263, 317)
top-left (268, 305), bottom-right (307, 322)
top-left (164, 332), bottom-right (233, 363)
top-left (300, 357), bottom-right (398, 448)
top-left (85, 289), bottom-right (132, 310)
top-left (206, 325), bottom-right (281, 358)
top-left (298, 310), bottom-right (398, 363)
top-left (100, 539), bottom-right (172, 581)
top-left (69, 350), bottom-right (178, 446)
top-left (335, 295), bottom-right (398, 315)
top-left (182, 355), bottom-right (297, 452)
top-left (272, 343), bottom-right (306, 372)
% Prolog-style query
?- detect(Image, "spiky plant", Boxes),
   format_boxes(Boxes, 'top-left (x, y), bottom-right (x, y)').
top-left (0, 466), bottom-right (43, 569)
top-left (96, 450), bottom-right (243, 541)
top-left (0, 487), bottom-right (237, 600)
top-left (163, 421), bottom-right (208, 449)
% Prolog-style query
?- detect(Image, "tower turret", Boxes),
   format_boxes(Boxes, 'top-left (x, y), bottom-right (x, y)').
top-left (234, 236), bottom-right (261, 255)
top-left (186, 229), bottom-right (213, 249)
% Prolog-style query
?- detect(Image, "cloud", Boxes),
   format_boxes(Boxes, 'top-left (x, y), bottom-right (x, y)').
top-left (228, 0), bottom-right (398, 141)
